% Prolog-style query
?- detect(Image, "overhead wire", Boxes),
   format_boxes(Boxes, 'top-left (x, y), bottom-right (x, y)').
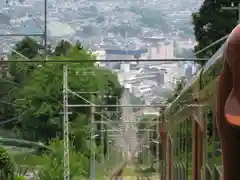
top-left (194, 34), bottom-right (229, 56)
top-left (0, 117), bottom-right (20, 125)
top-left (167, 34), bottom-right (231, 106)
top-left (3, 0), bottom-right (53, 59)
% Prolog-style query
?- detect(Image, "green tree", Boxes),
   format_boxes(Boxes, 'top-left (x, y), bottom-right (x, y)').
top-left (192, 0), bottom-right (238, 65)
top-left (6, 41), bottom-right (122, 151)
top-left (0, 38), bottom-right (122, 175)
top-left (11, 37), bottom-right (42, 59)
top-left (54, 40), bottom-right (72, 56)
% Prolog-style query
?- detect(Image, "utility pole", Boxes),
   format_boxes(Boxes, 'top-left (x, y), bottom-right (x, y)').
top-left (90, 94), bottom-right (96, 180)
top-left (44, 0), bottom-right (48, 60)
top-left (221, 3), bottom-right (240, 24)
top-left (63, 65), bottom-right (70, 180)
top-left (100, 107), bottom-right (104, 163)
top-left (156, 120), bottom-right (160, 178)
top-left (64, 84), bottom-right (98, 180)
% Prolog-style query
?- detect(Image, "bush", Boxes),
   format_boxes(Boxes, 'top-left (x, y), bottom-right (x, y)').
top-left (0, 147), bottom-right (16, 179)
top-left (14, 176), bottom-right (26, 180)
top-left (37, 139), bottom-right (89, 180)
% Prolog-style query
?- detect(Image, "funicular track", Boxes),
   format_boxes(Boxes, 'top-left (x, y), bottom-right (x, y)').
top-left (109, 162), bottom-right (151, 180)
top-left (109, 162), bottom-right (127, 180)
top-left (136, 176), bottom-right (150, 180)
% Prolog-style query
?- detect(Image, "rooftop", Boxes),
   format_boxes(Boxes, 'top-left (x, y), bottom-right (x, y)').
top-left (105, 49), bottom-right (148, 55)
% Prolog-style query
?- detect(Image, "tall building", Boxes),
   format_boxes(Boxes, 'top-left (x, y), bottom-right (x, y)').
top-left (105, 49), bottom-right (147, 69)
top-left (156, 72), bottom-right (165, 85)
top-left (120, 63), bottom-right (130, 72)
top-left (185, 65), bottom-right (193, 79)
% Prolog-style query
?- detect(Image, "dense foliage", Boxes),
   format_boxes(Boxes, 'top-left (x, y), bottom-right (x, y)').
top-left (192, 0), bottom-right (238, 64)
top-left (0, 37), bottom-right (123, 178)
top-left (0, 147), bottom-right (15, 179)
top-left (38, 139), bottom-right (89, 180)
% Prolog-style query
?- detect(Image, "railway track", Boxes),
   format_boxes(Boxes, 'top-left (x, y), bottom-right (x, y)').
top-left (136, 176), bottom-right (150, 180)
top-left (109, 162), bottom-right (152, 180)
top-left (110, 167), bottom-right (151, 180)
top-left (109, 162), bottom-right (127, 180)
top-left (111, 176), bottom-right (150, 180)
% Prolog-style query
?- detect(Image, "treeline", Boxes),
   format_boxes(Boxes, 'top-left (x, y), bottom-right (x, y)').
top-left (192, 0), bottom-right (238, 65)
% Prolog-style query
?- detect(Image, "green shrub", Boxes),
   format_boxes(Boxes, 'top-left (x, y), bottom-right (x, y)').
top-left (14, 176), bottom-right (26, 180)
top-left (37, 139), bottom-right (89, 180)
top-left (0, 147), bottom-right (16, 179)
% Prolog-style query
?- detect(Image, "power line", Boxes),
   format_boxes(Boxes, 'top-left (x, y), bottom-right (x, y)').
top-left (0, 117), bottom-right (19, 125)
top-left (194, 34), bottom-right (229, 56)
top-left (2, 0), bottom-right (48, 60)
top-left (0, 58), bottom-right (209, 63)
top-left (4, 1), bottom-right (52, 60)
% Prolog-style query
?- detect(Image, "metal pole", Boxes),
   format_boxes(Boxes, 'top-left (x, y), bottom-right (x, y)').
top-left (146, 132), bottom-right (149, 166)
top-left (221, 3), bottom-right (240, 24)
top-left (67, 104), bottom-right (167, 108)
top-left (44, 0), bottom-right (48, 60)
top-left (90, 94), bottom-right (96, 180)
top-left (63, 65), bottom-right (70, 180)
top-left (0, 33), bottom-right (44, 37)
top-left (156, 121), bottom-right (160, 178)
top-left (116, 96), bottom-right (119, 123)
top-left (93, 120), bottom-right (159, 124)
top-left (100, 108), bottom-right (104, 163)
top-left (238, 3), bottom-right (240, 24)
top-left (141, 139), bottom-right (143, 164)
top-left (185, 119), bottom-right (189, 180)
top-left (107, 132), bottom-right (110, 161)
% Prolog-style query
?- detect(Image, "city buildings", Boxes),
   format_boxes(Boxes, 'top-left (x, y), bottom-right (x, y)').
top-left (94, 35), bottom-right (192, 106)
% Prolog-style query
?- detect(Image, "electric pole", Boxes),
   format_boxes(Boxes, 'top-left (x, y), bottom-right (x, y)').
top-left (156, 119), bottom-right (160, 179)
top-left (221, 3), bottom-right (240, 24)
top-left (63, 65), bottom-right (70, 180)
top-left (44, 0), bottom-right (48, 60)
top-left (90, 94), bottom-right (96, 180)
top-left (100, 107), bottom-right (104, 163)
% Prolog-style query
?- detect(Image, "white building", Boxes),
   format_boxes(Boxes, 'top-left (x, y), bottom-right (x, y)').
top-left (141, 37), bottom-right (174, 60)
top-left (105, 49), bottom-right (137, 69)
top-left (93, 50), bottom-right (106, 67)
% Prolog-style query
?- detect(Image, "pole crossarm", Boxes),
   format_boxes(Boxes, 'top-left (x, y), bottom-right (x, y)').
top-left (68, 91), bottom-right (99, 94)
top-left (221, 3), bottom-right (240, 24)
top-left (99, 129), bottom-right (155, 132)
top-left (66, 104), bottom-right (167, 107)
top-left (0, 33), bottom-right (44, 37)
top-left (66, 88), bottom-right (95, 105)
top-left (221, 7), bottom-right (238, 10)
top-left (93, 120), bottom-right (159, 123)
top-left (0, 58), bottom-right (209, 63)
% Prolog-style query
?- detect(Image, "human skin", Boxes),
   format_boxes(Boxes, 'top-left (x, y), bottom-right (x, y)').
top-left (216, 24), bottom-right (240, 180)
